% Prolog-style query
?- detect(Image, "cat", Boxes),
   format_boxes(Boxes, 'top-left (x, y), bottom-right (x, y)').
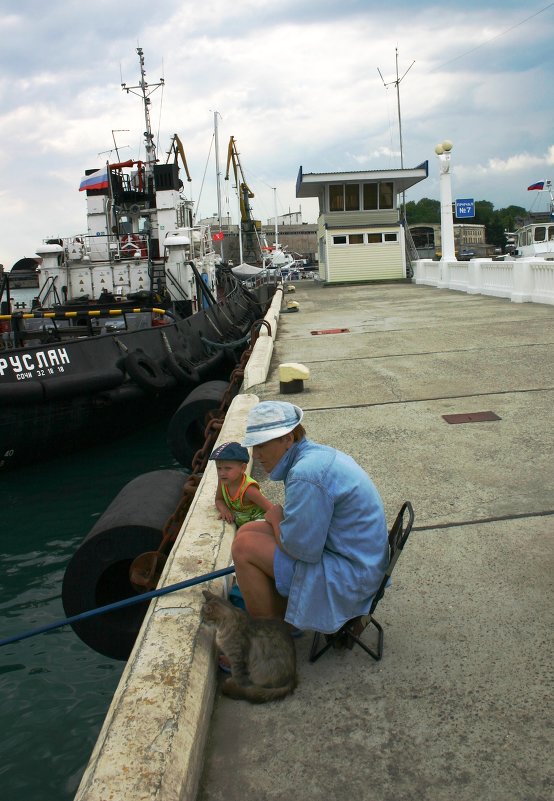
top-left (201, 589), bottom-right (297, 704)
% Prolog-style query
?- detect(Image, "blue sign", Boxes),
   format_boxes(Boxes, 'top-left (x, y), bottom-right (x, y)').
top-left (455, 198), bottom-right (475, 218)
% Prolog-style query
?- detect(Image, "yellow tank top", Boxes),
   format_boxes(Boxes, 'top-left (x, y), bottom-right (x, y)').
top-left (221, 474), bottom-right (266, 527)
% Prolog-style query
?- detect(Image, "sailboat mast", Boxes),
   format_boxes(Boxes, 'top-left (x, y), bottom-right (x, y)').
top-left (273, 188), bottom-right (278, 247)
top-left (214, 111), bottom-right (224, 257)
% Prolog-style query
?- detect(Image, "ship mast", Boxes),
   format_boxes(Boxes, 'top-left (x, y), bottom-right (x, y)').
top-left (121, 47), bottom-right (164, 177)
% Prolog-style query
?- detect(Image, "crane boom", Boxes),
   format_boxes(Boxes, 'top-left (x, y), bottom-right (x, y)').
top-left (224, 136), bottom-right (261, 259)
top-left (166, 134), bottom-right (192, 182)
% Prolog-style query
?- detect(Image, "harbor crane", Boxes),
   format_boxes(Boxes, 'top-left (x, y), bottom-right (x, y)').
top-left (225, 136), bottom-right (261, 261)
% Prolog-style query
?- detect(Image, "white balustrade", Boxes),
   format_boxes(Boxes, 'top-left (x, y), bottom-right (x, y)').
top-left (413, 258), bottom-right (554, 306)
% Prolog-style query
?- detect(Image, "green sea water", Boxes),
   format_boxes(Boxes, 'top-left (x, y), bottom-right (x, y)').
top-left (0, 416), bottom-right (181, 801)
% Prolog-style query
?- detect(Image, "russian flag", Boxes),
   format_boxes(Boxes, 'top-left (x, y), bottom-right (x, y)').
top-left (79, 168), bottom-right (109, 192)
top-left (527, 181), bottom-right (545, 191)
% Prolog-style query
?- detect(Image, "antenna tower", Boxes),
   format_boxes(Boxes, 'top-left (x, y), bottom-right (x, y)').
top-left (378, 49), bottom-right (415, 214)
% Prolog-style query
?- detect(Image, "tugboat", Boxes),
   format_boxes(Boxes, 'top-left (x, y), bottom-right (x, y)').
top-left (511, 180), bottom-right (554, 260)
top-left (0, 48), bottom-right (274, 470)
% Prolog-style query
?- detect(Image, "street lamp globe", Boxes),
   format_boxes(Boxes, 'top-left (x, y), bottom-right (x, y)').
top-left (441, 140), bottom-right (453, 152)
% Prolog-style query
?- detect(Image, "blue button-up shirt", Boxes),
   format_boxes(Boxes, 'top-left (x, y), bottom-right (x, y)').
top-left (270, 438), bottom-right (389, 633)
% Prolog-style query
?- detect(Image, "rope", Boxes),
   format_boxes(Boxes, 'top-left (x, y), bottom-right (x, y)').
top-left (200, 332), bottom-right (250, 350)
top-left (0, 566), bottom-right (236, 648)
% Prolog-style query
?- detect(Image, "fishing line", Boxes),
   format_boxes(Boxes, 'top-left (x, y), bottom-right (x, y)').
top-left (0, 566), bottom-right (236, 648)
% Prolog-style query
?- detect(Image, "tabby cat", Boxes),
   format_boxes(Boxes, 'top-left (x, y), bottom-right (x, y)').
top-left (201, 589), bottom-right (297, 704)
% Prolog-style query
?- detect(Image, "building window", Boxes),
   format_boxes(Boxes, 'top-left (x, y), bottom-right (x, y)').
top-left (332, 231), bottom-right (399, 245)
top-left (345, 184), bottom-right (360, 211)
top-left (329, 185), bottom-right (344, 212)
top-left (363, 184), bottom-right (378, 210)
top-left (379, 182), bottom-right (393, 209)
top-left (362, 182), bottom-right (394, 210)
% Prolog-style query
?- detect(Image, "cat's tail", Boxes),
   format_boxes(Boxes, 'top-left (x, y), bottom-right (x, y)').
top-left (222, 677), bottom-right (296, 704)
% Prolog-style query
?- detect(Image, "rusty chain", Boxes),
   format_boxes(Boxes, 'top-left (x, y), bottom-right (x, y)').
top-left (155, 316), bottom-right (272, 549)
top-left (130, 317), bottom-right (273, 591)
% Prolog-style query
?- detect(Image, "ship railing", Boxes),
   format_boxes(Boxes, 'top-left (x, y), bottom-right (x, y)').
top-left (36, 275), bottom-right (63, 308)
top-left (0, 306), bottom-right (172, 349)
top-left (53, 233), bottom-right (151, 263)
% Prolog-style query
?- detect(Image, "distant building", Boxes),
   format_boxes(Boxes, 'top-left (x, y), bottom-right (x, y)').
top-left (267, 210), bottom-right (303, 226)
top-left (409, 223), bottom-right (492, 260)
top-left (295, 164), bottom-right (428, 284)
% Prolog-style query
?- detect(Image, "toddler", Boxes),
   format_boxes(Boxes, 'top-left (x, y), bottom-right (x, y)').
top-left (209, 441), bottom-right (273, 528)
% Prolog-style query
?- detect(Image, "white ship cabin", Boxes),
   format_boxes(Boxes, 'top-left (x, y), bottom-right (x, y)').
top-left (514, 220), bottom-right (554, 260)
top-left (82, 161), bottom-right (193, 263)
top-left (296, 164), bottom-right (428, 284)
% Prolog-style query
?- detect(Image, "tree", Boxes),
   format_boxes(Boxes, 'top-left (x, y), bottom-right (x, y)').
top-left (405, 197), bottom-right (528, 252)
top-left (405, 198), bottom-right (440, 224)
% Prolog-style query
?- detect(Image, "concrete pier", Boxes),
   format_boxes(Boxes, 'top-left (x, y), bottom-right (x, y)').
top-left (75, 281), bottom-right (553, 801)
top-left (198, 282), bottom-right (553, 801)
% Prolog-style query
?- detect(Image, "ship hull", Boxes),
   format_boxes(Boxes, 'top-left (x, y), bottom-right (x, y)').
top-left (0, 282), bottom-right (272, 470)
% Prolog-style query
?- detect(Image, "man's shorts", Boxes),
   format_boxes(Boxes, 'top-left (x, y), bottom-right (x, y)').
top-left (273, 547), bottom-right (296, 597)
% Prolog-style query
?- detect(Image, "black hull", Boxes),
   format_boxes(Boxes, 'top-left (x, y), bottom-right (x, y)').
top-left (0, 282), bottom-right (273, 470)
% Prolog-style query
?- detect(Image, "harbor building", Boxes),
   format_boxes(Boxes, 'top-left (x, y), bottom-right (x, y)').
top-left (409, 222), bottom-right (492, 260)
top-left (295, 163), bottom-right (428, 283)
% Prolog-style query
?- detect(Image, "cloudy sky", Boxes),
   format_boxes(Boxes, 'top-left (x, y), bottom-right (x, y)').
top-left (1, 0), bottom-right (553, 269)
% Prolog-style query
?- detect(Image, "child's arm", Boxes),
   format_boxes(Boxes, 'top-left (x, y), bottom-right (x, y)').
top-left (243, 485), bottom-right (274, 514)
top-left (215, 481), bottom-right (235, 524)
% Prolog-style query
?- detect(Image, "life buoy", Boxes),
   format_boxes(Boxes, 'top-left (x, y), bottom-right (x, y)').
top-left (163, 350), bottom-right (201, 386)
top-left (125, 350), bottom-right (169, 392)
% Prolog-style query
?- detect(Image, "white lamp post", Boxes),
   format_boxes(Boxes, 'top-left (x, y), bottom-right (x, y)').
top-left (434, 140), bottom-right (457, 262)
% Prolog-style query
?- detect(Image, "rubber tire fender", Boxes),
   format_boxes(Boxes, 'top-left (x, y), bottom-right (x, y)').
top-left (125, 350), bottom-right (169, 392)
top-left (61, 469), bottom-right (187, 660)
top-left (163, 350), bottom-right (201, 386)
top-left (167, 379), bottom-right (230, 467)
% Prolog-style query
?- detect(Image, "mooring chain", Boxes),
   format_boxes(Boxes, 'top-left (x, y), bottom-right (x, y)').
top-left (129, 316), bottom-right (273, 591)
top-left (160, 317), bottom-right (271, 547)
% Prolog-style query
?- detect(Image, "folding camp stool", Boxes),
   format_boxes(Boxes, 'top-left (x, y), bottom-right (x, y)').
top-left (309, 500), bottom-right (415, 663)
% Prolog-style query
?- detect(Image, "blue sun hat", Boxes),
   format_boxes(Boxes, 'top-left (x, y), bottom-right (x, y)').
top-left (242, 401), bottom-right (304, 447)
top-left (209, 441), bottom-right (250, 462)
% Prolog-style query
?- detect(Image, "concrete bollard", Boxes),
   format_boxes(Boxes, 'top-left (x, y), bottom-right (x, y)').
top-left (279, 362), bottom-right (310, 394)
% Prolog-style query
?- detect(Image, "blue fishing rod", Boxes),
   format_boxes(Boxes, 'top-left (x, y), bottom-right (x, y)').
top-left (0, 565), bottom-right (236, 648)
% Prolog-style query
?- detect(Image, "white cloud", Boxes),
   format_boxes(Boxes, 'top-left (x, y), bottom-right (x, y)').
top-left (1, 0), bottom-right (553, 269)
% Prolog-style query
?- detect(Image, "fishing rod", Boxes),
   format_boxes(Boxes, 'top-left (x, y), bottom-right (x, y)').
top-left (0, 565), bottom-right (236, 648)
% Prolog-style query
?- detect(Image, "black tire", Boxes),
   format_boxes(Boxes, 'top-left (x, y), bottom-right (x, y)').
top-left (62, 470), bottom-right (187, 660)
top-left (125, 350), bottom-right (168, 392)
top-left (164, 350), bottom-right (201, 386)
top-left (167, 380), bottom-right (230, 467)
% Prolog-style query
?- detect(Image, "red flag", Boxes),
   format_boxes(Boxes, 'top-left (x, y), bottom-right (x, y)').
top-left (212, 231), bottom-right (224, 241)
top-left (527, 181), bottom-right (545, 191)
